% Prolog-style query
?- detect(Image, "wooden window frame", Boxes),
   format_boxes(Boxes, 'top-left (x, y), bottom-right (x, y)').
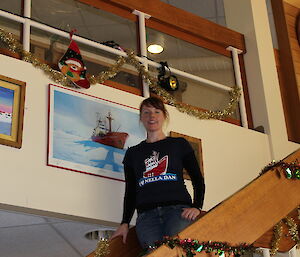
top-left (271, 0), bottom-right (300, 143)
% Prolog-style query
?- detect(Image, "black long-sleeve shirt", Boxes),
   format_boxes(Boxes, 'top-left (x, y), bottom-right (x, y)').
top-left (121, 137), bottom-right (205, 224)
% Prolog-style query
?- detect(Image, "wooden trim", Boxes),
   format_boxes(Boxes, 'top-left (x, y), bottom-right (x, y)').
top-left (0, 48), bottom-right (21, 59)
top-left (170, 131), bottom-right (204, 178)
top-left (285, 0), bottom-right (300, 9)
top-left (107, 0), bottom-right (245, 52)
top-left (274, 48), bottom-right (294, 139)
top-left (77, 0), bottom-right (137, 22)
top-left (271, 0), bottom-right (300, 143)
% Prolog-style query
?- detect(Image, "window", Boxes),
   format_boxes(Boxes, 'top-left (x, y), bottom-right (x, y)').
top-left (0, 0), bottom-right (250, 126)
top-left (145, 28), bottom-right (239, 120)
top-left (0, 16), bottom-right (21, 57)
top-left (160, 0), bottom-right (226, 26)
top-left (30, 27), bottom-right (140, 93)
top-left (0, 0), bottom-right (21, 16)
top-left (31, 0), bottom-right (137, 52)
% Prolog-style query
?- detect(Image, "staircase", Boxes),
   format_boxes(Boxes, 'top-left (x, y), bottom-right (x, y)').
top-left (87, 149), bottom-right (300, 257)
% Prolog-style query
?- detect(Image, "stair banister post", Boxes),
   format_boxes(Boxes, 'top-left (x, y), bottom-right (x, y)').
top-left (290, 246), bottom-right (298, 257)
top-left (261, 248), bottom-right (271, 257)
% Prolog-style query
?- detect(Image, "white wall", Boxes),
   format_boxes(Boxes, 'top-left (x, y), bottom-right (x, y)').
top-left (224, 0), bottom-right (299, 161)
top-left (0, 53), bottom-right (277, 226)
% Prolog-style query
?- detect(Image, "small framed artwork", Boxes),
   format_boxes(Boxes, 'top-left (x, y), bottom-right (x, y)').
top-left (48, 84), bottom-right (145, 181)
top-left (170, 131), bottom-right (204, 179)
top-left (0, 75), bottom-right (26, 149)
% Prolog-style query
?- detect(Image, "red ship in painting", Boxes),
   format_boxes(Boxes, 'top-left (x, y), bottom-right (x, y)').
top-left (91, 112), bottom-right (128, 149)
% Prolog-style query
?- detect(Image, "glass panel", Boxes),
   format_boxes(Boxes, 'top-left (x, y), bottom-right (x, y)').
top-left (146, 28), bottom-right (235, 87)
top-left (0, 0), bottom-right (21, 15)
top-left (160, 0), bottom-right (226, 26)
top-left (0, 16), bottom-right (21, 49)
top-left (146, 28), bottom-right (239, 120)
top-left (148, 66), bottom-right (240, 120)
top-left (30, 27), bottom-right (140, 89)
top-left (31, 0), bottom-right (137, 51)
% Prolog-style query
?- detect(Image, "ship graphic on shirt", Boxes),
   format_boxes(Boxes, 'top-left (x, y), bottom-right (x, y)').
top-left (138, 151), bottom-right (177, 187)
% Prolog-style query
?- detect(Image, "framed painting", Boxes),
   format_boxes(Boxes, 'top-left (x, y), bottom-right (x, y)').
top-left (48, 84), bottom-right (145, 181)
top-left (0, 75), bottom-right (26, 149)
top-left (170, 131), bottom-right (204, 179)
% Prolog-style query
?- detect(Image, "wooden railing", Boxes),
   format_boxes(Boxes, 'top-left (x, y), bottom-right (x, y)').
top-left (87, 148), bottom-right (300, 257)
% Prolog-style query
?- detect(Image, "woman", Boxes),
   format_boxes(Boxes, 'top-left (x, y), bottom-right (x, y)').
top-left (111, 96), bottom-right (205, 250)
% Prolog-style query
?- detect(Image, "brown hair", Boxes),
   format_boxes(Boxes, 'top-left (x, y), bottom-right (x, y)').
top-left (139, 96), bottom-right (169, 119)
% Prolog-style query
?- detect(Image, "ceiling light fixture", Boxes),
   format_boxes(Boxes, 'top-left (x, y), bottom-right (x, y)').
top-left (147, 44), bottom-right (164, 54)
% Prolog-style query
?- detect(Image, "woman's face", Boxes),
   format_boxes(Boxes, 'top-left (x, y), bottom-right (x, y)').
top-left (140, 105), bottom-right (166, 133)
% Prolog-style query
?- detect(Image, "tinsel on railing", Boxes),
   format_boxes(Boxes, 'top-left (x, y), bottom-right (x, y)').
top-left (270, 221), bottom-right (283, 256)
top-left (94, 239), bottom-right (110, 257)
top-left (0, 27), bottom-right (241, 121)
top-left (260, 161), bottom-right (300, 255)
top-left (270, 214), bottom-right (300, 256)
top-left (260, 160), bottom-right (300, 179)
top-left (149, 237), bottom-right (256, 257)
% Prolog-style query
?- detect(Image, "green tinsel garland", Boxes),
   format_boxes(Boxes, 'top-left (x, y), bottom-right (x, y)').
top-left (260, 160), bottom-right (300, 179)
top-left (149, 237), bottom-right (256, 257)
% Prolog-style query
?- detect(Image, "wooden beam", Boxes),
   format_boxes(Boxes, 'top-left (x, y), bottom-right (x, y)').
top-left (108, 0), bottom-right (245, 52)
top-left (284, 0), bottom-right (300, 9)
top-left (271, 0), bottom-right (300, 143)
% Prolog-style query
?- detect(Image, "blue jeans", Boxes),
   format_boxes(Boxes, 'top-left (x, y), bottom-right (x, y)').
top-left (135, 205), bottom-right (192, 248)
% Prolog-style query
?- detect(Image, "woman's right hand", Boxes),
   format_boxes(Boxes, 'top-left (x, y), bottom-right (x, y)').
top-left (110, 223), bottom-right (129, 244)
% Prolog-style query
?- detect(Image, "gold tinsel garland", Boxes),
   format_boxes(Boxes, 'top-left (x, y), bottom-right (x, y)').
top-left (270, 207), bottom-right (300, 256)
top-left (270, 221), bottom-right (283, 256)
top-left (94, 239), bottom-right (110, 257)
top-left (284, 217), bottom-right (300, 248)
top-left (0, 27), bottom-right (241, 120)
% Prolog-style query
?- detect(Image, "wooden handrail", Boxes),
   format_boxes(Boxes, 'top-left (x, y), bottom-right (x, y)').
top-left (87, 148), bottom-right (300, 257)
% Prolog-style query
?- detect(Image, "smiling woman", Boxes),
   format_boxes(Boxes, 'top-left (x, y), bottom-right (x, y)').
top-left (139, 97), bottom-right (168, 136)
top-left (111, 96), bottom-right (205, 250)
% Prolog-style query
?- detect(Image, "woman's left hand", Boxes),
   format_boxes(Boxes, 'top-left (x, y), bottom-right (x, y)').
top-left (181, 207), bottom-right (201, 221)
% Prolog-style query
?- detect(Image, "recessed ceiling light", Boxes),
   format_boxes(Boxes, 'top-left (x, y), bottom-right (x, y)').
top-left (147, 44), bottom-right (164, 54)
